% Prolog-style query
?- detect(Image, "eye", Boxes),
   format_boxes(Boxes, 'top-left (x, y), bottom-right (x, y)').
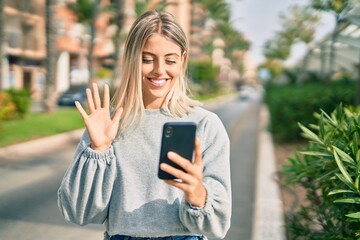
top-left (142, 59), bottom-right (153, 64)
top-left (166, 60), bottom-right (177, 65)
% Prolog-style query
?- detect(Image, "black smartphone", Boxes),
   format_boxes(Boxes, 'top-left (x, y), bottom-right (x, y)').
top-left (158, 122), bottom-right (197, 180)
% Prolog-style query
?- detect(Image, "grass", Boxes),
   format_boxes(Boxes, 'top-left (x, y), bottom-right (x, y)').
top-left (0, 108), bottom-right (84, 147)
top-left (195, 91), bottom-right (237, 101)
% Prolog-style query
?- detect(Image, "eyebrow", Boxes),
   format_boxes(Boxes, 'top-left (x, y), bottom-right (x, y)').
top-left (142, 51), bottom-right (180, 57)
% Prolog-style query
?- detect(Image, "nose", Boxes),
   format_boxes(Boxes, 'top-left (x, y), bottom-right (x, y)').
top-left (153, 60), bottom-right (165, 75)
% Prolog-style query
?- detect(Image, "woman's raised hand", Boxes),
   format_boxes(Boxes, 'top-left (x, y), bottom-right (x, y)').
top-left (75, 83), bottom-right (123, 151)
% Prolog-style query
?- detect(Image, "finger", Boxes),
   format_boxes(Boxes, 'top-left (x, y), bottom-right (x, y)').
top-left (163, 179), bottom-right (187, 191)
top-left (160, 162), bottom-right (192, 183)
top-left (75, 101), bottom-right (88, 120)
top-left (103, 84), bottom-right (110, 108)
top-left (92, 83), bottom-right (101, 109)
top-left (167, 151), bottom-right (194, 174)
top-left (193, 137), bottom-right (203, 167)
top-left (86, 88), bottom-right (95, 113)
top-left (112, 107), bottom-right (123, 123)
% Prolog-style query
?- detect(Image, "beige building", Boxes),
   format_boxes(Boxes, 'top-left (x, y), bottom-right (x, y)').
top-left (3, 0), bottom-right (46, 98)
top-left (1, 0), bottom-right (194, 100)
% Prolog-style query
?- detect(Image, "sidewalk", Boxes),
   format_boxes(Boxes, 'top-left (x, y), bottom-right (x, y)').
top-left (0, 129), bottom-right (84, 162)
top-left (252, 106), bottom-right (286, 240)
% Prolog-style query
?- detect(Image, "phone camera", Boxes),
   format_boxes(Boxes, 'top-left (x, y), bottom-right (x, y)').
top-left (165, 126), bottom-right (173, 138)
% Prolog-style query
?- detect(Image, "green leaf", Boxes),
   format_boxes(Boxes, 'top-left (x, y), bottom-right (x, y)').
top-left (298, 151), bottom-right (331, 157)
top-left (328, 189), bottom-right (355, 195)
top-left (336, 173), bottom-right (356, 191)
top-left (353, 132), bottom-right (359, 158)
top-left (346, 212), bottom-right (360, 219)
top-left (319, 113), bottom-right (325, 139)
top-left (336, 103), bottom-right (343, 120)
top-left (333, 145), bottom-right (356, 165)
top-left (320, 109), bottom-right (338, 127)
top-left (334, 148), bottom-right (354, 185)
top-left (298, 123), bottom-right (323, 144)
top-left (334, 198), bottom-right (360, 204)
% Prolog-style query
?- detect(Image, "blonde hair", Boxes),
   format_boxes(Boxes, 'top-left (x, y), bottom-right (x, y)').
top-left (111, 10), bottom-right (200, 131)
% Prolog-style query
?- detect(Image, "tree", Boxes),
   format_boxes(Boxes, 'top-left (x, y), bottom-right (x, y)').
top-left (280, 5), bottom-right (321, 82)
top-left (263, 34), bottom-right (292, 61)
top-left (44, 0), bottom-right (58, 113)
top-left (0, 0), bottom-right (4, 91)
top-left (109, 0), bottom-right (125, 83)
top-left (193, 0), bottom-right (250, 71)
top-left (67, 0), bottom-right (101, 84)
top-left (310, 0), bottom-right (360, 81)
top-left (134, 0), bottom-right (173, 16)
top-left (262, 5), bottom-right (320, 83)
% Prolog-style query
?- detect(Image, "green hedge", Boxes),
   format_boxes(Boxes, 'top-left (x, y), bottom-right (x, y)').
top-left (265, 81), bottom-right (355, 142)
top-left (188, 61), bottom-right (221, 96)
top-left (0, 89), bottom-right (32, 121)
top-left (6, 88), bottom-right (32, 118)
top-left (0, 91), bottom-right (17, 120)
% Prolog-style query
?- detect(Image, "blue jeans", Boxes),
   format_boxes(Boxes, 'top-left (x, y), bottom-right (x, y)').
top-left (109, 235), bottom-right (202, 240)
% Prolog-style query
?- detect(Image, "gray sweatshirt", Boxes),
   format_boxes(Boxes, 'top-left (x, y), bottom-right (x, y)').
top-left (57, 107), bottom-right (231, 239)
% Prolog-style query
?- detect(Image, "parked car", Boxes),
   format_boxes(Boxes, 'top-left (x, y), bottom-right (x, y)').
top-left (57, 84), bottom-right (87, 106)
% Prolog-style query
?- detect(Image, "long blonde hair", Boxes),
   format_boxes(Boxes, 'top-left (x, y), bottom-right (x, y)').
top-left (111, 10), bottom-right (200, 131)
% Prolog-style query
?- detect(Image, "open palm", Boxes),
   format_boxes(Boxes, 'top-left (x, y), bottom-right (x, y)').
top-left (75, 83), bottom-right (123, 151)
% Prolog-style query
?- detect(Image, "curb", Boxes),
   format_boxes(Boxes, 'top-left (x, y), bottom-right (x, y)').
top-left (252, 106), bottom-right (286, 240)
top-left (0, 129), bottom-right (84, 161)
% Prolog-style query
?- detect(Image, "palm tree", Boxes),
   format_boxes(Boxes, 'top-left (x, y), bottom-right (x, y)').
top-left (193, 0), bottom-right (249, 63)
top-left (110, 0), bottom-right (125, 83)
top-left (67, 0), bottom-right (101, 85)
top-left (44, 0), bottom-right (58, 113)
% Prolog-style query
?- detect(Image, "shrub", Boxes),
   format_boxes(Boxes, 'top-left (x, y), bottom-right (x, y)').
top-left (281, 104), bottom-right (360, 239)
top-left (265, 80), bottom-right (355, 142)
top-left (188, 61), bottom-right (220, 95)
top-left (0, 91), bottom-right (17, 120)
top-left (5, 88), bottom-right (32, 118)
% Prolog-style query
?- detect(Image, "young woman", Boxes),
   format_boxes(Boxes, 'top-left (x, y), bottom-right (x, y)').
top-left (58, 10), bottom-right (231, 240)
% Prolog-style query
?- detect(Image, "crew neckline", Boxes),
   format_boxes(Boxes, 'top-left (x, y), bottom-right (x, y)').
top-left (144, 108), bottom-right (167, 115)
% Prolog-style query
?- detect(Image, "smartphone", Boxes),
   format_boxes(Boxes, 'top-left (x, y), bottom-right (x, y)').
top-left (158, 122), bottom-right (197, 180)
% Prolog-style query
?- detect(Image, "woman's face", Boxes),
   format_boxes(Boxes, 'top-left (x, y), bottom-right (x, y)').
top-left (141, 33), bottom-right (184, 109)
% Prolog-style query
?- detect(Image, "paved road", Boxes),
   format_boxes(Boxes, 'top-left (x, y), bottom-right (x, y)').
top-left (210, 94), bottom-right (262, 240)
top-left (0, 91), bottom-right (262, 239)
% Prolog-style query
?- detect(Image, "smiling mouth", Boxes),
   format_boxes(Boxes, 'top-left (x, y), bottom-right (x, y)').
top-left (148, 78), bottom-right (169, 87)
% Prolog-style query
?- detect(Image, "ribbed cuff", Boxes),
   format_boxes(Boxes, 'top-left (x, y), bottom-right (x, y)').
top-left (84, 145), bottom-right (115, 165)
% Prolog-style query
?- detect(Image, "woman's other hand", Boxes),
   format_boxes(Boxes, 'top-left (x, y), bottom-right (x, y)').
top-left (75, 83), bottom-right (123, 151)
top-left (160, 137), bottom-right (207, 207)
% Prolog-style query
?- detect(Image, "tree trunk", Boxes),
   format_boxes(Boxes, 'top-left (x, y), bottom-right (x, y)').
top-left (0, 0), bottom-right (4, 91)
top-left (327, 15), bottom-right (340, 83)
top-left (297, 49), bottom-right (312, 83)
top-left (320, 44), bottom-right (326, 81)
top-left (88, 0), bottom-right (101, 85)
top-left (356, 52), bottom-right (360, 106)
top-left (44, 0), bottom-right (58, 113)
top-left (111, 0), bottom-right (125, 84)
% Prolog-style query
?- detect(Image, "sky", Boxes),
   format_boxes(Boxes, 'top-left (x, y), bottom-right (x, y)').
top-left (227, 0), bottom-right (335, 66)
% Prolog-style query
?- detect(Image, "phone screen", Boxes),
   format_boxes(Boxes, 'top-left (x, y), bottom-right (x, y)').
top-left (158, 122), bottom-right (197, 180)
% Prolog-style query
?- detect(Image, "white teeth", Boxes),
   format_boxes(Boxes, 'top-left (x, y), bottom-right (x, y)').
top-left (149, 79), bottom-right (167, 86)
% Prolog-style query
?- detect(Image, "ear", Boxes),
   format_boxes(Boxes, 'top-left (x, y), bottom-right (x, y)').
top-left (181, 51), bottom-right (187, 63)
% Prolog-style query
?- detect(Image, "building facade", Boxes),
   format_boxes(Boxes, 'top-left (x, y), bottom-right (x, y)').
top-left (0, 0), bottom-right (193, 101)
